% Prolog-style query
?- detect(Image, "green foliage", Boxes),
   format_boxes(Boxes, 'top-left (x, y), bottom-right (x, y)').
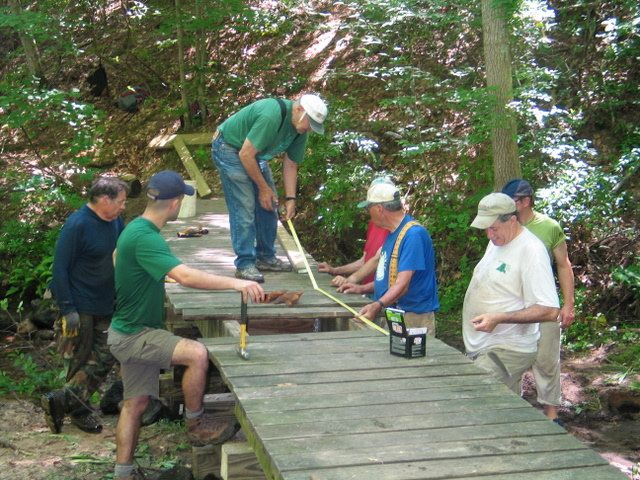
top-left (0, 220), bottom-right (59, 301)
top-left (563, 312), bottom-right (609, 352)
top-left (0, 352), bottom-right (65, 397)
top-left (612, 257), bottom-right (640, 298)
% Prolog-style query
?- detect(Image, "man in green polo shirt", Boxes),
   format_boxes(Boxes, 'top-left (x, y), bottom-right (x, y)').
top-left (212, 94), bottom-right (328, 283)
top-left (108, 170), bottom-right (264, 480)
top-left (502, 179), bottom-right (575, 425)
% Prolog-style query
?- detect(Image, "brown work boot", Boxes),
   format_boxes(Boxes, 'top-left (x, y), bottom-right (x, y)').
top-left (186, 415), bottom-right (239, 446)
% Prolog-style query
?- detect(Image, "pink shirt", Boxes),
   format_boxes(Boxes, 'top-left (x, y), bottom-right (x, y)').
top-left (362, 221), bottom-right (388, 284)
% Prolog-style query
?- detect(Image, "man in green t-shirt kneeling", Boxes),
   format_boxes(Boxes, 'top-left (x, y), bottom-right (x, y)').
top-left (108, 171), bottom-right (265, 480)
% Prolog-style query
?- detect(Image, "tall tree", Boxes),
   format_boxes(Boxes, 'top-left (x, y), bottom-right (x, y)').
top-left (7, 0), bottom-right (46, 85)
top-left (175, 0), bottom-right (191, 129)
top-left (481, 0), bottom-right (521, 189)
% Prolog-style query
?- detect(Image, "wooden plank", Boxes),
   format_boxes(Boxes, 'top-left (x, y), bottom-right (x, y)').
top-left (148, 132), bottom-right (214, 149)
top-left (172, 136), bottom-right (211, 197)
top-left (248, 405), bottom-right (543, 440)
top-left (148, 133), bottom-right (177, 149)
top-left (221, 442), bottom-right (266, 480)
top-left (276, 222), bottom-right (307, 272)
top-left (262, 420), bottom-right (562, 456)
top-left (233, 374), bottom-right (499, 402)
top-left (282, 450), bottom-right (613, 480)
top-left (461, 466), bottom-right (632, 480)
top-left (273, 434), bottom-right (584, 469)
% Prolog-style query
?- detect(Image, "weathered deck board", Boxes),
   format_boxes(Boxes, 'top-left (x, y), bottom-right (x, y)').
top-left (204, 330), bottom-right (627, 480)
top-left (162, 199), bottom-right (371, 336)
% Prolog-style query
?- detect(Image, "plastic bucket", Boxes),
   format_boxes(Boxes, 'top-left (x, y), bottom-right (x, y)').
top-left (178, 181), bottom-right (197, 218)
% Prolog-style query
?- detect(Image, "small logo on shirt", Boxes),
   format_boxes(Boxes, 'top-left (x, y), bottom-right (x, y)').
top-left (496, 262), bottom-right (507, 273)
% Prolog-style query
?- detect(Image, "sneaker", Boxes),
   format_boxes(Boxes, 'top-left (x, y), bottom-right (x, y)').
top-left (70, 410), bottom-right (103, 433)
top-left (186, 415), bottom-right (239, 446)
top-left (41, 390), bottom-right (66, 434)
top-left (235, 265), bottom-right (264, 283)
top-left (552, 417), bottom-right (566, 428)
top-left (256, 257), bottom-right (292, 272)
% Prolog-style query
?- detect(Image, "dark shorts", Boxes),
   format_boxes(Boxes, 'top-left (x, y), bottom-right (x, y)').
top-left (107, 327), bottom-right (181, 400)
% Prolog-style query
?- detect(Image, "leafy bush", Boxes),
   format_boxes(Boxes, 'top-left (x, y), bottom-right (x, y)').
top-left (0, 220), bottom-right (59, 301)
top-left (0, 351), bottom-right (64, 397)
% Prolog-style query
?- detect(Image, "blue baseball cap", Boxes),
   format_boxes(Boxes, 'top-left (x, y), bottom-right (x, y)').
top-left (501, 178), bottom-right (533, 198)
top-left (146, 170), bottom-right (195, 200)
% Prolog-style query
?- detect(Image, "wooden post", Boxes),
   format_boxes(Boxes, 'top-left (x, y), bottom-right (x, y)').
top-left (221, 442), bottom-right (266, 480)
top-left (192, 444), bottom-right (222, 480)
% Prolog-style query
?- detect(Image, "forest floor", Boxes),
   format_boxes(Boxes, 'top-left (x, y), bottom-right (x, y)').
top-left (0, 332), bottom-right (638, 480)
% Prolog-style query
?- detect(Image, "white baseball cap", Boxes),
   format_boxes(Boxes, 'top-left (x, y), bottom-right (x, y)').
top-left (299, 94), bottom-right (328, 134)
top-left (358, 182), bottom-right (400, 208)
top-left (470, 193), bottom-right (517, 229)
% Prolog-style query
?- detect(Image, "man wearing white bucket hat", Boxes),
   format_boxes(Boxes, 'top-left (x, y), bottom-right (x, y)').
top-left (212, 94), bottom-right (328, 283)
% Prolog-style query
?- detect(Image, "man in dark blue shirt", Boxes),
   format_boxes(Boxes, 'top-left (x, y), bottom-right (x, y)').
top-left (42, 177), bottom-right (128, 434)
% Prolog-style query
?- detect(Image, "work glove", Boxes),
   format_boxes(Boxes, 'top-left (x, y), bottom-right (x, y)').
top-left (61, 311), bottom-right (80, 338)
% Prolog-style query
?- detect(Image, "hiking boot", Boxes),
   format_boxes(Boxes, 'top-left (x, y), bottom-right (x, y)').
top-left (186, 415), bottom-right (239, 446)
top-left (70, 410), bottom-right (103, 433)
top-left (141, 398), bottom-right (164, 426)
top-left (41, 390), bottom-right (66, 434)
top-left (116, 466), bottom-right (191, 480)
top-left (256, 256), bottom-right (292, 272)
top-left (235, 265), bottom-right (264, 283)
top-left (115, 469), bottom-right (145, 480)
top-left (100, 380), bottom-right (124, 415)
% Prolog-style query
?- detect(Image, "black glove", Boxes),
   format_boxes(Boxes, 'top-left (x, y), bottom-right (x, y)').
top-left (61, 311), bottom-right (80, 338)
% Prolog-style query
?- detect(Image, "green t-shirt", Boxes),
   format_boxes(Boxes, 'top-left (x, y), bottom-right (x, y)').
top-left (218, 98), bottom-right (308, 163)
top-left (524, 211), bottom-right (566, 260)
top-left (111, 217), bottom-right (181, 334)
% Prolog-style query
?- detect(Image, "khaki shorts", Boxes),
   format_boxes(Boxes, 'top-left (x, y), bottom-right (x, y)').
top-left (473, 348), bottom-right (537, 394)
top-left (107, 328), bottom-right (181, 400)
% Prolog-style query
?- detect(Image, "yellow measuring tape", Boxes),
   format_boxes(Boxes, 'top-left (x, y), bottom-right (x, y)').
top-left (286, 219), bottom-right (389, 336)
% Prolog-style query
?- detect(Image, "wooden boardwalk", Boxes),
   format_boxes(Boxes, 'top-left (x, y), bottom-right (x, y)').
top-left (202, 330), bottom-right (627, 480)
top-left (162, 198), bottom-right (370, 336)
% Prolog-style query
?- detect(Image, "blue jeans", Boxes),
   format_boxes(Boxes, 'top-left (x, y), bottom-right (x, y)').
top-left (212, 135), bottom-right (277, 269)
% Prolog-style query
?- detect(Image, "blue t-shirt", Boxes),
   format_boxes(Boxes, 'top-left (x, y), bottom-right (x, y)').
top-left (373, 215), bottom-right (439, 313)
top-left (50, 205), bottom-right (124, 316)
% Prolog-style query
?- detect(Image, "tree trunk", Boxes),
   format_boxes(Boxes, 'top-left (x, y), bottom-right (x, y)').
top-left (175, 0), bottom-right (191, 129)
top-left (481, 0), bottom-right (521, 190)
top-left (195, 0), bottom-right (208, 121)
top-left (8, 0), bottom-right (46, 85)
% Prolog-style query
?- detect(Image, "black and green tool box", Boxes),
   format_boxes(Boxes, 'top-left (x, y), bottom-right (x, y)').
top-left (385, 307), bottom-right (427, 358)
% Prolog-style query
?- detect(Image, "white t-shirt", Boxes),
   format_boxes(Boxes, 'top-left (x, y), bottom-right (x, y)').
top-left (463, 228), bottom-right (560, 354)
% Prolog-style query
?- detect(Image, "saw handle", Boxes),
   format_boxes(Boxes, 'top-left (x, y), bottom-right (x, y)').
top-left (239, 296), bottom-right (248, 350)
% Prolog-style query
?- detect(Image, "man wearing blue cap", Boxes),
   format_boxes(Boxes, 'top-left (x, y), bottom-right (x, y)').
top-left (108, 171), bottom-right (265, 480)
top-left (502, 178), bottom-right (575, 423)
top-left (212, 94), bottom-right (328, 283)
